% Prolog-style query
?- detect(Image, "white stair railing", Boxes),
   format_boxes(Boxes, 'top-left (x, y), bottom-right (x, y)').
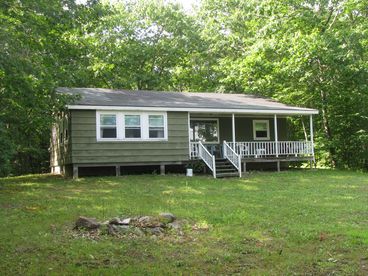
top-left (223, 141), bottom-right (242, 178)
top-left (198, 141), bottom-right (216, 178)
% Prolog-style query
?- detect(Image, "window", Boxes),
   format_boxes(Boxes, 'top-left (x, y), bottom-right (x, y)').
top-left (149, 115), bottom-right (165, 138)
top-left (96, 112), bottom-right (167, 141)
top-left (253, 120), bottom-right (270, 140)
top-left (100, 114), bottom-right (117, 138)
top-left (190, 119), bottom-right (219, 143)
top-left (125, 115), bottom-right (141, 138)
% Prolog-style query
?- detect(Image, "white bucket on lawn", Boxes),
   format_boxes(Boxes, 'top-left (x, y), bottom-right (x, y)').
top-left (186, 168), bottom-right (193, 177)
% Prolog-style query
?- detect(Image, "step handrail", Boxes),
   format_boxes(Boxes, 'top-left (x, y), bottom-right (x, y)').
top-left (223, 141), bottom-right (242, 178)
top-left (198, 141), bottom-right (216, 178)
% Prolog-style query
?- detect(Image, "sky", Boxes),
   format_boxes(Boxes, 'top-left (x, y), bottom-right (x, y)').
top-left (171, 0), bottom-right (199, 11)
top-left (75, 0), bottom-right (200, 12)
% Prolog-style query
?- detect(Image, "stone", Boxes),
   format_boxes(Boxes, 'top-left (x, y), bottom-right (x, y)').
top-left (138, 216), bottom-right (153, 223)
top-left (159, 213), bottom-right (176, 223)
top-left (107, 224), bottom-right (144, 236)
top-left (145, 227), bottom-right (164, 235)
top-left (121, 218), bottom-right (131, 225)
top-left (131, 227), bottom-right (144, 236)
top-left (167, 220), bottom-right (181, 230)
top-left (138, 216), bottom-right (163, 228)
top-left (115, 225), bottom-right (131, 234)
top-left (107, 224), bottom-right (128, 235)
top-left (109, 217), bottom-right (123, 225)
top-left (75, 216), bottom-right (100, 230)
top-left (107, 224), bottom-right (118, 235)
top-left (74, 214), bottom-right (186, 238)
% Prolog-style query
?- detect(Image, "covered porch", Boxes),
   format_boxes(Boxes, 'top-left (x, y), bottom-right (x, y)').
top-left (188, 112), bottom-right (316, 178)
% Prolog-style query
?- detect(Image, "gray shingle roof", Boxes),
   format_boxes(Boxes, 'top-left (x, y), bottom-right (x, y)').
top-left (57, 87), bottom-right (318, 114)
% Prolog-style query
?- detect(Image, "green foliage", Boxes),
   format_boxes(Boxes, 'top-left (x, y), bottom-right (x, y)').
top-left (186, 160), bottom-right (206, 173)
top-left (0, 122), bottom-right (14, 176)
top-left (197, 0), bottom-right (368, 169)
top-left (1, 0), bottom-right (367, 175)
top-left (0, 0), bottom-right (86, 175)
top-left (0, 171), bottom-right (367, 274)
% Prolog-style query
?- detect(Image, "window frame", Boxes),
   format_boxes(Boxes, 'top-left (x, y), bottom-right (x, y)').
top-left (98, 113), bottom-right (119, 141)
top-left (253, 119), bottom-right (270, 140)
top-left (148, 114), bottom-right (165, 139)
top-left (190, 118), bottom-right (220, 144)
top-left (96, 111), bottom-right (168, 142)
top-left (124, 114), bottom-right (142, 139)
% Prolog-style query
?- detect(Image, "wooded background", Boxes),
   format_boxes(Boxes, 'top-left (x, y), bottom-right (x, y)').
top-left (1, 0), bottom-right (367, 176)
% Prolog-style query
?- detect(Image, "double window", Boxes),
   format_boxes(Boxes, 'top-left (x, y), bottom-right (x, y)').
top-left (97, 112), bottom-right (167, 141)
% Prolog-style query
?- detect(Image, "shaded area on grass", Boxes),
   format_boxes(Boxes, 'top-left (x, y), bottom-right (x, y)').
top-left (0, 170), bottom-right (367, 274)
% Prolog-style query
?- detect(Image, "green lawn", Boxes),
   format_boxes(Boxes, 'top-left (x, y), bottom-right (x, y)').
top-left (0, 170), bottom-right (367, 275)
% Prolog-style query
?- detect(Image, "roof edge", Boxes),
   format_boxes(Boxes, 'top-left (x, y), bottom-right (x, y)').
top-left (66, 105), bottom-right (319, 115)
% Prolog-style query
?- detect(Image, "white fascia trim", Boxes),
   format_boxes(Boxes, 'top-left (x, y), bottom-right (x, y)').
top-left (67, 105), bottom-right (319, 115)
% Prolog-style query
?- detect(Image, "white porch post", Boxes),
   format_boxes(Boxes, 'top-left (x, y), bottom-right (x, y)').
top-left (310, 114), bottom-right (315, 161)
top-left (274, 114), bottom-right (279, 157)
top-left (188, 112), bottom-right (191, 158)
top-left (232, 113), bottom-right (236, 148)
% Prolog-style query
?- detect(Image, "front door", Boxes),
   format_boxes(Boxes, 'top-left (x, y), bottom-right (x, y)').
top-left (189, 118), bottom-right (222, 157)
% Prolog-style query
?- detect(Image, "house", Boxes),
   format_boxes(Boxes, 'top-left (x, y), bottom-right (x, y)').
top-left (51, 88), bottom-right (318, 178)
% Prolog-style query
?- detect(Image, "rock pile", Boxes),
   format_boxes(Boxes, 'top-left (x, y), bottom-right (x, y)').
top-left (74, 213), bottom-right (184, 237)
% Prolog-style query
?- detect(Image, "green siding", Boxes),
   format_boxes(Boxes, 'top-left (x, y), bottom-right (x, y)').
top-left (70, 110), bottom-right (189, 164)
top-left (59, 111), bottom-right (291, 166)
top-left (219, 117), bottom-right (288, 143)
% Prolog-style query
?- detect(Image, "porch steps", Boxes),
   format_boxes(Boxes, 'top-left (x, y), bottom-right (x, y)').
top-left (215, 159), bottom-right (239, 178)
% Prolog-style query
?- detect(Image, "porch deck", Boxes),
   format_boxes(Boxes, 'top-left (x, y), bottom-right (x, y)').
top-left (190, 141), bottom-right (314, 178)
top-left (190, 141), bottom-right (314, 160)
top-left (188, 111), bottom-right (316, 178)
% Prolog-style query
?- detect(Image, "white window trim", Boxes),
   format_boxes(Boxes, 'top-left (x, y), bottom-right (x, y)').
top-left (99, 113), bottom-right (119, 140)
top-left (253, 119), bottom-right (270, 140)
top-left (96, 111), bottom-right (168, 142)
top-left (190, 118), bottom-right (220, 144)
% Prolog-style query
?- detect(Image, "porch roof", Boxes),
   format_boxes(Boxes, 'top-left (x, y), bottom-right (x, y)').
top-left (58, 87), bottom-right (318, 115)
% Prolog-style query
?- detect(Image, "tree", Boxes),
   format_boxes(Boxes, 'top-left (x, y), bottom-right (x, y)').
top-left (198, 0), bottom-right (368, 169)
top-left (0, 0), bottom-right (83, 175)
top-left (0, 0), bottom-right (366, 175)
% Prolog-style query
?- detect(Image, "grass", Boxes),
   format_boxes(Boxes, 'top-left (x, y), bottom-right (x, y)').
top-left (0, 170), bottom-right (367, 275)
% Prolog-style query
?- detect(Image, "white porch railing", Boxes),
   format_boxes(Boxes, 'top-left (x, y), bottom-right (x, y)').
top-left (223, 141), bottom-right (242, 177)
top-left (190, 142), bottom-right (200, 159)
top-left (228, 141), bottom-right (313, 158)
top-left (198, 141), bottom-right (216, 178)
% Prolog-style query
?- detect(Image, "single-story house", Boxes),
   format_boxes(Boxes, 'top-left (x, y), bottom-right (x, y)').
top-left (51, 88), bottom-right (318, 178)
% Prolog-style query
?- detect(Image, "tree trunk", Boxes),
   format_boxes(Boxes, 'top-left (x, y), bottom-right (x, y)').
top-left (301, 117), bottom-right (308, 141)
top-left (320, 89), bottom-right (337, 167)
